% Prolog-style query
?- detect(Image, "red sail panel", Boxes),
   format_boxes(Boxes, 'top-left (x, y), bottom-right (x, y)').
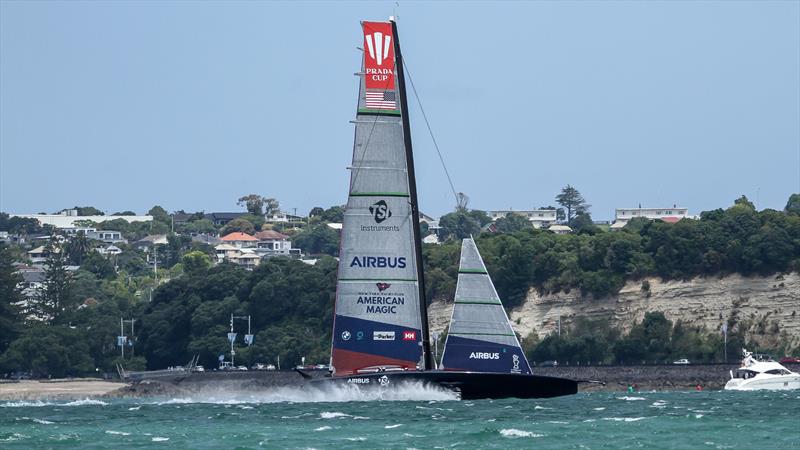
top-left (362, 21), bottom-right (396, 90)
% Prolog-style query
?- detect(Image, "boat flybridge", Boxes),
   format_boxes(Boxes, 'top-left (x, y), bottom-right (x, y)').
top-left (724, 349), bottom-right (800, 391)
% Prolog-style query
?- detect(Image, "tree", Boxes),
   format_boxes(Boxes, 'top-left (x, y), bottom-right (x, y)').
top-left (556, 185), bottom-right (589, 225)
top-left (571, 212), bottom-right (597, 234)
top-left (438, 210), bottom-right (481, 240)
top-left (309, 207), bottom-right (325, 218)
top-left (734, 195), bottom-right (756, 210)
top-left (182, 251), bottom-right (211, 275)
top-left (1, 325), bottom-right (94, 377)
top-left (60, 206), bottom-right (104, 216)
top-left (320, 205), bottom-right (345, 223)
top-left (0, 245), bottom-right (22, 357)
top-left (494, 213), bottom-right (532, 234)
top-left (291, 224), bottom-right (339, 256)
top-left (81, 251), bottom-right (116, 280)
top-left (785, 193), bottom-right (800, 215)
top-left (29, 240), bottom-right (75, 324)
top-left (238, 194), bottom-right (266, 216)
top-left (148, 205), bottom-right (170, 225)
top-left (65, 231), bottom-right (91, 265)
top-left (220, 218), bottom-right (256, 236)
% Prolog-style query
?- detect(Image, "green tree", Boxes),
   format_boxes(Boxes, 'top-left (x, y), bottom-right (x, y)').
top-left (237, 194), bottom-right (267, 216)
top-left (556, 185), bottom-right (589, 225)
top-left (60, 206), bottom-right (104, 216)
top-left (65, 231), bottom-right (92, 265)
top-left (0, 245), bottom-right (22, 357)
top-left (182, 251), bottom-right (212, 275)
top-left (494, 213), bottom-right (532, 234)
top-left (438, 210), bottom-right (481, 241)
top-left (184, 218), bottom-right (216, 234)
top-left (785, 193), bottom-right (800, 215)
top-left (0, 325), bottom-right (94, 377)
top-left (734, 195), bottom-right (756, 210)
top-left (291, 224), bottom-right (339, 256)
top-left (81, 251), bottom-right (117, 280)
top-left (220, 218), bottom-right (256, 236)
top-left (30, 240), bottom-right (76, 324)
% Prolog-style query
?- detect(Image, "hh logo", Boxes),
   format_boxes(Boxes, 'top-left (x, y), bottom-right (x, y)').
top-left (365, 32), bottom-right (391, 66)
top-left (376, 282), bottom-right (391, 292)
top-left (402, 331), bottom-right (416, 341)
top-left (369, 200), bottom-right (392, 224)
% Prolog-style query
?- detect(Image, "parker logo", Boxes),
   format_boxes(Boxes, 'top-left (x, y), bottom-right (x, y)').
top-left (369, 200), bottom-right (392, 224)
top-left (376, 282), bottom-right (391, 292)
top-left (373, 331), bottom-right (395, 341)
top-left (402, 331), bottom-right (416, 341)
top-left (365, 32), bottom-right (391, 66)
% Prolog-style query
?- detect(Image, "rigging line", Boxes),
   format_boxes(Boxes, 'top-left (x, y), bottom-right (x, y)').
top-left (402, 58), bottom-right (460, 206)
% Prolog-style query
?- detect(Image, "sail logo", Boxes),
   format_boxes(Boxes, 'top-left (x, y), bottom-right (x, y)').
top-left (511, 354), bottom-right (521, 374)
top-left (376, 283), bottom-right (391, 292)
top-left (378, 375), bottom-right (390, 386)
top-left (369, 200), bottom-right (392, 223)
top-left (469, 352), bottom-right (500, 360)
top-left (402, 331), bottom-right (416, 341)
top-left (341, 331), bottom-right (351, 341)
top-left (347, 378), bottom-right (370, 384)
top-left (373, 331), bottom-right (395, 341)
top-left (365, 32), bottom-right (391, 66)
top-left (350, 256), bottom-right (406, 269)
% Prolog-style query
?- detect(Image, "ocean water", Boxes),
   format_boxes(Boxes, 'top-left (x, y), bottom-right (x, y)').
top-left (1, 385), bottom-right (798, 449)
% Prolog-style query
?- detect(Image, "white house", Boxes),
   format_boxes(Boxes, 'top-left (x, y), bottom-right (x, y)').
top-left (11, 210), bottom-right (152, 229)
top-left (614, 206), bottom-right (689, 223)
top-left (488, 209), bottom-right (558, 229)
top-left (87, 230), bottom-right (126, 244)
top-left (254, 230), bottom-right (301, 257)
top-left (547, 224), bottom-right (572, 235)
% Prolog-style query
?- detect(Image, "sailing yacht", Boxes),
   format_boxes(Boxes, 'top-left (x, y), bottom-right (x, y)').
top-left (310, 18), bottom-right (577, 399)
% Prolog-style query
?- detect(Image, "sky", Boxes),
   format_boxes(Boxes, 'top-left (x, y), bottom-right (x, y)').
top-left (1, 1), bottom-right (798, 220)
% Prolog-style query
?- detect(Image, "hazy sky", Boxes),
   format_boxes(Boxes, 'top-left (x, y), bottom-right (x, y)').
top-left (1, 1), bottom-right (798, 220)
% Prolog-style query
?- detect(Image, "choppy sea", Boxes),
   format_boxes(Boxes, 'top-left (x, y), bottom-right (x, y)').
top-left (1, 384), bottom-right (798, 449)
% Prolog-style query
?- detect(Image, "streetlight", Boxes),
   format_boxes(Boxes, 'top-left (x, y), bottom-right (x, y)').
top-left (227, 314), bottom-right (253, 367)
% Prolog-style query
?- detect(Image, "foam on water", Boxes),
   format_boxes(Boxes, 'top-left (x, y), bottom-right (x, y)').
top-left (499, 429), bottom-right (544, 438)
top-left (385, 424), bottom-right (403, 429)
top-left (616, 396), bottom-right (646, 401)
top-left (314, 426), bottom-right (332, 431)
top-left (602, 417), bottom-right (648, 422)
top-left (105, 430), bottom-right (131, 436)
top-left (63, 398), bottom-right (108, 406)
top-left (140, 381), bottom-right (458, 405)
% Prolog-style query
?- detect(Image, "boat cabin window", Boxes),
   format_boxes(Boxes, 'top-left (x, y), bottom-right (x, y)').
top-left (733, 369), bottom-right (758, 379)
top-left (764, 369), bottom-right (790, 375)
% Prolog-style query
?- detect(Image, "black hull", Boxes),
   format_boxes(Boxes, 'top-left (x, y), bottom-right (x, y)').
top-left (310, 371), bottom-right (577, 400)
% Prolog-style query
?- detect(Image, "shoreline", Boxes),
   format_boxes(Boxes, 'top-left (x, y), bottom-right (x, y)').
top-left (3, 363), bottom-right (797, 400)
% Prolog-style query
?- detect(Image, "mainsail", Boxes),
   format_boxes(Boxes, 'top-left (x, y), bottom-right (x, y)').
top-left (330, 21), bottom-right (429, 376)
top-left (441, 238), bottom-right (532, 374)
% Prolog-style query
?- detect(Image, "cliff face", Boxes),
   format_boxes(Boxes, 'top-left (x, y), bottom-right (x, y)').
top-left (428, 272), bottom-right (800, 350)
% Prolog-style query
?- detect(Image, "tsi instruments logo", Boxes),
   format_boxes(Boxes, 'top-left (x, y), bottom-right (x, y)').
top-left (469, 352), bottom-right (500, 360)
top-left (370, 200), bottom-right (392, 223)
top-left (373, 331), bottom-right (395, 341)
top-left (361, 201), bottom-right (399, 232)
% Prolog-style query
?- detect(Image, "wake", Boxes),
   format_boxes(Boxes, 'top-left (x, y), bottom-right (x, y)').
top-left (146, 381), bottom-right (459, 405)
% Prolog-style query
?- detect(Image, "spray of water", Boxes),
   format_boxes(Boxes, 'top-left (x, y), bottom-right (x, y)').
top-left (149, 381), bottom-right (459, 405)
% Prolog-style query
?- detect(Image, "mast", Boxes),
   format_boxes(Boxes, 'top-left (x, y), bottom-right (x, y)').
top-left (391, 19), bottom-right (433, 371)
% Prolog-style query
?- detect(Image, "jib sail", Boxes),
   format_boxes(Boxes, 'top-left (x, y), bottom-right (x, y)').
top-left (330, 21), bottom-right (426, 376)
top-left (441, 238), bottom-right (532, 374)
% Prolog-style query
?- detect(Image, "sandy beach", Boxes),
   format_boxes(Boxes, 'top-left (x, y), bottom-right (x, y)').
top-left (0, 379), bottom-right (128, 401)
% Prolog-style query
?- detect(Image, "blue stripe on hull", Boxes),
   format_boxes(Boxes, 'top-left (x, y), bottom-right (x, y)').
top-left (441, 335), bottom-right (531, 374)
top-left (333, 315), bottom-right (422, 363)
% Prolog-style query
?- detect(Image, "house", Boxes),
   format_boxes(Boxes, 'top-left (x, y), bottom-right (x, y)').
top-left (214, 243), bottom-right (240, 262)
top-left (204, 212), bottom-right (248, 226)
top-left (422, 233), bottom-right (440, 245)
top-left (96, 244), bottom-right (123, 256)
top-left (17, 269), bottom-right (46, 299)
top-left (254, 230), bottom-right (301, 257)
top-left (327, 223), bottom-right (343, 230)
top-left (27, 245), bottom-right (58, 263)
top-left (264, 210), bottom-right (303, 224)
top-left (11, 210), bottom-right (152, 229)
top-left (547, 224), bottom-right (572, 235)
top-left (191, 234), bottom-right (222, 246)
top-left (135, 234), bottom-right (168, 250)
top-left (228, 251), bottom-right (261, 269)
top-left (86, 230), bottom-right (127, 244)
top-left (614, 206), bottom-right (689, 223)
top-left (220, 232), bottom-right (258, 248)
top-left (488, 209), bottom-right (558, 229)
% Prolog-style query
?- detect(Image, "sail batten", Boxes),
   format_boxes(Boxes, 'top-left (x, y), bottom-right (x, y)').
top-left (440, 238), bottom-right (533, 374)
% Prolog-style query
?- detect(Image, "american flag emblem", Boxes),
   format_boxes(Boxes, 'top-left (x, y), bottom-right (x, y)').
top-left (365, 90), bottom-right (397, 110)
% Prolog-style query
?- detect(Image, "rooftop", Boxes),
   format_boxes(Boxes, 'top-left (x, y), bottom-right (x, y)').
top-left (221, 232), bottom-right (258, 242)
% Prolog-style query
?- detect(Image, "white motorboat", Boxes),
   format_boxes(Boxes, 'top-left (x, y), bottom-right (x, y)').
top-left (724, 349), bottom-right (800, 391)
